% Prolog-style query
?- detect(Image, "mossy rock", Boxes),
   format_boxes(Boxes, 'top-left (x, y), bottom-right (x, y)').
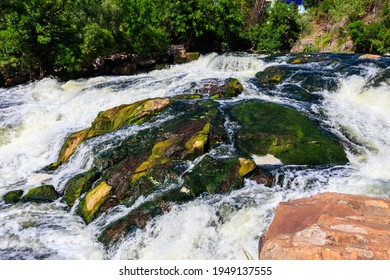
top-left (287, 54), bottom-right (326, 65)
top-left (182, 155), bottom-right (256, 197)
top-left (224, 78), bottom-right (243, 98)
top-left (62, 169), bottom-right (101, 207)
top-left (21, 185), bottom-right (59, 203)
top-left (189, 78), bottom-right (243, 99)
top-left (186, 52), bottom-right (200, 62)
top-left (2, 189), bottom-right (24, 204)
top-left (98, 199), bottom-right (169, 247)
top-left (77, 181), bottom-right (112, 224)
top-left (229, 100), bottom-right (348, 165)
top-left (50, 98), bottom-right (171, 168)
top-left (98, 188), bottom-right (193, 247)
top-left (256, 66), bottom-right (287, 84)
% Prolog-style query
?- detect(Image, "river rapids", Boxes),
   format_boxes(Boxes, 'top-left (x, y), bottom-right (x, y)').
top-left (0, 52), bottom-right (389, 259)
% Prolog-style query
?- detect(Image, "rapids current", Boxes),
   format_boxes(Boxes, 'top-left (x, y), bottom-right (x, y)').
top-left (0, 52), bottom-right (389, 259)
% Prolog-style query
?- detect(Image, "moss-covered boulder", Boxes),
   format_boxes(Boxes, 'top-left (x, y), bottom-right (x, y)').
top-left (2, 189), bottom-right (24, 204)
top-left (229, 100), bottom-right (348, 165)
top-left (256, 66), bottom-right (287, 84)
top-left (21, 185), bottom-right (59, 203)
top-left (182, 156), bottom-right (256, 197)
top-left (77, 181), bottom-right (112, 224)
top-left (50, 98), bottom-right (171, 168)
top-left (62, 169), bottom-right (101, 207)
top-left (100, 101), bottom-right (222, 204)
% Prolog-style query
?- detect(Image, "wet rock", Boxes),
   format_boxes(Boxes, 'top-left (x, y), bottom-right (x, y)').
top-left (280, 84), bottom-right (319, 102)
top-left (287, 54), bottom-right (326, 65)
top-left (111, 63), bottom-right (137, 75)
top-left (98, 199), bottom-right (172, 247)
top-left (247, 168), bottom-right (274, 187)
top-left (170, 44), bottom-right (200, 64)
top-left (182, 156), bottom-right (256, 197)
top-left (62, 169), bottom-right (101, 207)
top-left (2, 189), bottom-right (24, 204)
top-left (77, 181), bottom-right (112, 224)
top-left (229, 100), bottom-right (348, 165)
top-left (255, 66), bottom-right (287, 84)
top-left (259, 192), bottom-right (390, 260)
top-left (190, 78), bottom-right (243, 99)
top-left (50, 98), bottom-right (171, 168)
top-left (21, 185), bottom-right (59, 203)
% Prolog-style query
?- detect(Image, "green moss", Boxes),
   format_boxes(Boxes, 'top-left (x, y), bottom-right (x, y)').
top-left (21, 185), bottom-right (59, 203)
top-left (2, 189), bottom-right (24, 204)
top-left (52, 98), bottom-right (171, 169)
top-left (238, 158), bottom-right (256, 177)
top-left (256, 66), bottom-right (286, 84)
top-left (131, 136), bottom-right (180, 183)
top-left (77, 181), bottom-right (112, 224)
top-left (225, 78), bottom-right (243, 98)
top-left (183, 156), bottom-right (244, 197)
top-left (185, 123), bottom-right (211, 159)
top-left (230, 100), bottom-right (348, 165)
top-left (62, 169), bottom-right (100, 207)
top-left (186, 52), bottom-right (200, 62)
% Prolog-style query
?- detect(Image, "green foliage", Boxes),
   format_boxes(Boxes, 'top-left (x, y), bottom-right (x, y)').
top-left (164, 0), bottom-right (249, 51)
top-left (348, 20), bottom-right (390, 54)
top-left (316, 0), bottom-right (378, 21)
top-left (249, 0), bottom-right (301, 52)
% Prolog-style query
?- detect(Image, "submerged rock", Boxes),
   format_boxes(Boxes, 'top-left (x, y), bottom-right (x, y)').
top-left (21, 185), bottom-right (59, 203)
top-left (259, 192), bottom-right (390, 260)
top-left (2, 189), bottom-right (24, 204)
top-left (229, 100), bottom-right (348, 165)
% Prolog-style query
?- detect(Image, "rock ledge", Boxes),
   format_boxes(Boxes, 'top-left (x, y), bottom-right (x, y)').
top-left (259, 192), bottom-right (390, 260)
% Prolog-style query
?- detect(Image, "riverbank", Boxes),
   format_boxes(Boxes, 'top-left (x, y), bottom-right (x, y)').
top-left (0, 45), bottom-right (201, 88)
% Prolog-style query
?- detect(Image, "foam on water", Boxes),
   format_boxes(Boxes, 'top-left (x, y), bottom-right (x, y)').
top-left (322, 73), bottom-right (390, 193)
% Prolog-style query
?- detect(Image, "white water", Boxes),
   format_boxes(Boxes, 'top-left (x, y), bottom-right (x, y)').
top-left (0, 53), bottom-right (389, 259)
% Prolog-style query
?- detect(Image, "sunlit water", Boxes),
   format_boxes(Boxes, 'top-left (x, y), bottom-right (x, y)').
top-left (0, 53), bottom-right (389, 259)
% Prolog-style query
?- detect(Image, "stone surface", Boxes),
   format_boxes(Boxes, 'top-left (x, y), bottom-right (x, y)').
top-left (358, 54), bottom-right (381, 59)
top-left (21, 185), bottom-right (59, 203)
top-left (77, 181), bottom-right (112, 223)
top-left (229, 100), bottom-right (348, 166)
top-left (2, 189), bottom-right (24, 204)
top-left (259, 192), bottom-right (390, 260)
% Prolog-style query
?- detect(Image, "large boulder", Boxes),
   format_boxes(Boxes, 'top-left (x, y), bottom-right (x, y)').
top-left (229, 100), bottom-right (348, 166)
top-left (50, 98), bottom-right (171, 168)
top-left (259, 192), bottom-right (390, 260)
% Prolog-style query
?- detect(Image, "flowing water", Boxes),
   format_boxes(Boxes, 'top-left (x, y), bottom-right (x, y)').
top-left (0, 52), bottom-right (389, 259)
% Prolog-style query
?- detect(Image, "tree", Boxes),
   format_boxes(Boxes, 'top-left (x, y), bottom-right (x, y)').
top-left (249, 0), bottom-right (301, 52)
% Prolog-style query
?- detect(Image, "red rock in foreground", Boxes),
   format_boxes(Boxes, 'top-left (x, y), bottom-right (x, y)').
top-left (259, 192), bottom-right (390, 260)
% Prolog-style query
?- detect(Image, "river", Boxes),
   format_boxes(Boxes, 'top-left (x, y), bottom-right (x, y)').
top-left (0, 52), bottom-right (389, 259)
